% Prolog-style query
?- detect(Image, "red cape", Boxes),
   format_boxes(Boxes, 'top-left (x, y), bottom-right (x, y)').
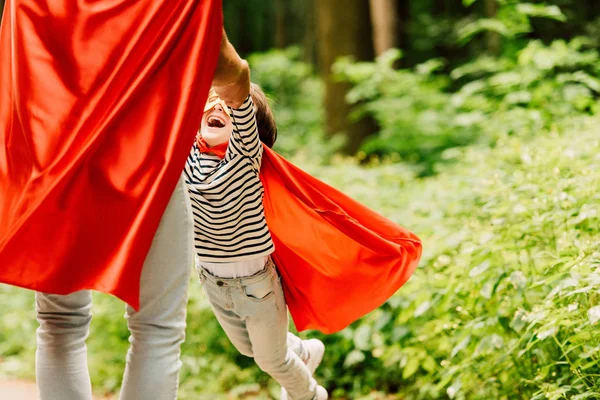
top-left (0, 1), bottom-right (422, 333)
top-left (0, 0), bottom-right (223, 309)
top-left (261, 147), bottom-right (422, 334)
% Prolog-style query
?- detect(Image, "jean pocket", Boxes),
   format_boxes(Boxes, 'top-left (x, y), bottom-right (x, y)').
top-left (243, 277), bottom-right (275, 302)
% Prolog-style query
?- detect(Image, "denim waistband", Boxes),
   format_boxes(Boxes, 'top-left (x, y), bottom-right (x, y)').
top-left (199, 258), bottom-right (274, 288)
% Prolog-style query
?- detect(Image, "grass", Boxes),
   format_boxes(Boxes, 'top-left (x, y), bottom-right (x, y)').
top-left (1, 115), bottom-right (600, 399)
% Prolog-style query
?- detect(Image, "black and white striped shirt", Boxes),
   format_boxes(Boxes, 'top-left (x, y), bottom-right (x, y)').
top-left (184, 96), bottom-right (274, 262)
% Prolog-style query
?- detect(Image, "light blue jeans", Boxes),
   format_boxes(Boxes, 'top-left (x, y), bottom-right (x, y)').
top-left (199, 260), bottom-right (317, 400)
top-left (35, 176), bottom-right (193, 400)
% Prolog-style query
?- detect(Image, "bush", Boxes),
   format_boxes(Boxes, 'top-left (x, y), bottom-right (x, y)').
top-left (2, 113), bottom-right (599, 399)
top-left (248, 47), bottom-right (332, 162)
top-left (334, 38), bottom-right (600, 176)
top-left (310, 116), bottom-right (600, 399)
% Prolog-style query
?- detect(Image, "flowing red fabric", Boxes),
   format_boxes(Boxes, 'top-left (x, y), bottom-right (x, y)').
top-left (0, 0), bottom-right (223, 308)
top-left (261, 147), bottom-right (423, 334)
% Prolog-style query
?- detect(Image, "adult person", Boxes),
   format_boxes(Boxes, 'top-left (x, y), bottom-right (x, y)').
top-left (0, 1), bottom-right (249, 398)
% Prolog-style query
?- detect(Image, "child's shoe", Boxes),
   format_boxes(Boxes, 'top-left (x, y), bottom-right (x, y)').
top-left (304, 339), bottom-right (325, 374)
top-left (280, 339), bottom-right (326, 400)
top-left (315, 385), bottom-right (329, 399)
top-left (281, 385), bottom-right (328, 400)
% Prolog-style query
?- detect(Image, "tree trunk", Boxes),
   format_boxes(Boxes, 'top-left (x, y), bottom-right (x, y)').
top-left (369, 0), bottom-right (400, 56)
top-left (274, 0), bottom-right (286, 48)
top-left (315, 0), bottom-right (376, 154)
top-left (302, 0), bottom-right (317, 66)
top-left (484, 0), bottom-right (501, 55)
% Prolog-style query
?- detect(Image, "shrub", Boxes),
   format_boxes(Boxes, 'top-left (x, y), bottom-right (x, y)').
top-left (334, 39), bottom-right (600, 176)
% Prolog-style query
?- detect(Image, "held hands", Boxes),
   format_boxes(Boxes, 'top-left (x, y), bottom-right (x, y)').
top-left (212, 29), bottom-right (250, 109)
top-left (213, 59), bottom-right (250, 109)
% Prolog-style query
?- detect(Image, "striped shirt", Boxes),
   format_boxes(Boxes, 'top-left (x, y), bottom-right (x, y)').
top-left (183, 96), bottom-right (274, 263)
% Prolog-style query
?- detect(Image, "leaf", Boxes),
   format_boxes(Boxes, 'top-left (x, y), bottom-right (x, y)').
top-left (447, 379), bottom-right (462, 399)
top-left (353, 324), bottom-right (372, 351)
top-left (376, 48), bottom-right (403, 68)
top-left (451, 335), bottom-right (471, 358)
top-left (588, 306), bottom-right (600, 325)
top-left (416, 58), bottom-right (446, 76)
top-left (343, 349), bottom-right (366, 368)
top-left (572, 393), bottom-right (600, 400)
top-left (469, 260), bottom-right (490, 278)
top-left (558, 71), bottom-right (600, 93)
top-left (414, 301), bottom-right (432, 317)
top-left (509, 310), bottom-right (527, 333)
top-left (516, 3), bottom-right (567, 22)
top-left (457, 19), bottom-right (510, 46)
top-left (402, 357), bottom-right (420, 379)
top-left (537, 326), bottom-right (558, 340)
top-left (422, 356), bottom-right (438, 373)
top-left (509, 271), bottom-right (527, 289)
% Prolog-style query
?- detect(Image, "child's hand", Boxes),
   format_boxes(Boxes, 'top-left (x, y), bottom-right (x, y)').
top-left (213, 60), bottom-right (250, 109)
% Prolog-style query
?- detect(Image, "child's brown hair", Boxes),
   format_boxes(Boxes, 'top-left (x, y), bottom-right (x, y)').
top-left (250, 83), bottom-right (277, 148)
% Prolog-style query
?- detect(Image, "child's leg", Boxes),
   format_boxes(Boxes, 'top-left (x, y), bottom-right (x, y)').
top-left (240, 267), bottom-right (317, 400)
top-left (202, 286), bottom-right (253, 357)
top-left (199, 264), bottom-right (318, 400)
top-left (287, 332), bottom-right (308, 361)
top-left (199, 269), bottom-right (307, 361)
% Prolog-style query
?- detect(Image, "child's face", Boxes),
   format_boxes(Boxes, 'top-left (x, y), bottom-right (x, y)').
top-left (200, 91), bottom-right (233, 147)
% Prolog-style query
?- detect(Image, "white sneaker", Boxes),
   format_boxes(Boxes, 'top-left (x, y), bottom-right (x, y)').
top-left (280, 339), bottom-right (326, 400)
top-left (304, 339), bottom-right (325, 374)
top-left (315, 385), bottom-right (329, 399)
top-left (281, 385), bottom-right (328, 400)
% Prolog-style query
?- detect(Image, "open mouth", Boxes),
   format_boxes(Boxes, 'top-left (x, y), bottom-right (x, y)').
top-left (207, 116), bottom-right (226, 128)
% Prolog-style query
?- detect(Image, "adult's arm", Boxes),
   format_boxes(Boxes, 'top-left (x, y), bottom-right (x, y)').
top-left (212, 28), bottom-right (250, 109)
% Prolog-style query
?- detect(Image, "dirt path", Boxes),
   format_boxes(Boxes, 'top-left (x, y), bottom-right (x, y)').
top-left (0, 379), bottom-right (39, 399)
top-left (0, 379), bottom-right (114, 399)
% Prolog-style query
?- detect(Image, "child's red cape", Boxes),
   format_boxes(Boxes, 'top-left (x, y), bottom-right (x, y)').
top-left (261, 147), bottom-right (422, 333)
top-left (0, 0), bottom-right (223, 309)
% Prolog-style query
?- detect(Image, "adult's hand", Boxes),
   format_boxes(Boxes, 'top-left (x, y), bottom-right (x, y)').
top-left (212, 29), bottom-right (250, 109)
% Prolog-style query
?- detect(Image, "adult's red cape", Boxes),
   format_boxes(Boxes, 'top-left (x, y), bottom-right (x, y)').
top-left (0, 0), bottom-right (223, 308)
top-left (0, 0), bottom-right (422, 334)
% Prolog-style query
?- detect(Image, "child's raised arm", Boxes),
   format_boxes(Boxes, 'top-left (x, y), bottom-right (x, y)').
top-left (226, 96), bottom-right (262, 168)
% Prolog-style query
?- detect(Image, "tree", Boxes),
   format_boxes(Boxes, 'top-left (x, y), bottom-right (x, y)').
top-left (484, 0), bottom-right (500, 55)
top-left (315, 0), bottom-right (376, 153)
top-left (274, 0), bottom-right (286, 48)
top-left (369, 0), bottom-right (400, 56)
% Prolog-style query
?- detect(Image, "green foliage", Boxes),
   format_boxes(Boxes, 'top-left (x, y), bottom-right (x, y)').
top-left (3, 2), bottom-right (600, 398)
top-left (457, 2), bottom-right (567, 48)
top-left (308, 116), bottom-right (600, 399)
top-left (248, 47), bottom-right (332, 161)
top-left (2, 114), bottom-right (599, 399)
top-left (334, 37), bottom-right (600, 175)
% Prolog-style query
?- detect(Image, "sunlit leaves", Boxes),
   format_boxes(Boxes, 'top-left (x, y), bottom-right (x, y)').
top-left (516, 3), bottom-right (567, 22)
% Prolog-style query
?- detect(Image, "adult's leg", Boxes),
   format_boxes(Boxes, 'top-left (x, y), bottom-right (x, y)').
top-left (36, 290), bottom-right (93, 400)
top-left (120, 176), bottom-right (194, 400)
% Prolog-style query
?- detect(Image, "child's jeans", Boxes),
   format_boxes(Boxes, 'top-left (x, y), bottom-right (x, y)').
top-left (199, 259), bottom-right (318, 400)
top-left (35, 176), bottom-right (193, 400)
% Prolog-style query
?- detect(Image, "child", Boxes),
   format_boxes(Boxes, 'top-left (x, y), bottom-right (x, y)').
top-left (184, 84), bottom-right (328, 400)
